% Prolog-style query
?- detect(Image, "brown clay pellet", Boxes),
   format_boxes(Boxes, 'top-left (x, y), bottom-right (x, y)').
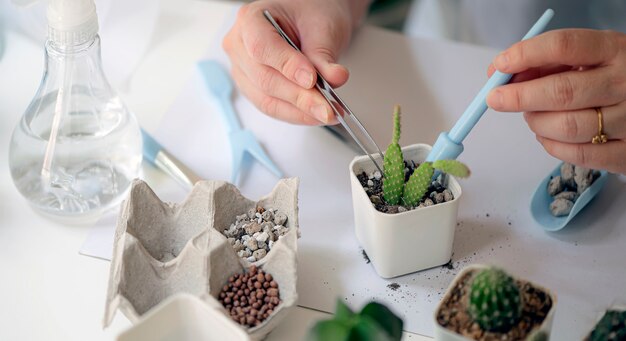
top-left (218, 267), bottom-right (282, 328)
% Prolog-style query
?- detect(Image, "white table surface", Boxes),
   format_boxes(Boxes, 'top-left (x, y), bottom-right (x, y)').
top-left (1, 1), bottom-right (625, 340)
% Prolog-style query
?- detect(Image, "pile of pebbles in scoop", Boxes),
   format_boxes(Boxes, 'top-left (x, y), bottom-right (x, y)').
top-left (357, 160), bottom-right (455, 213)
top-left (547, 163), bottom-right (600, 216)
top-left (222, 206), bottom-right (289, 262)
top-left (218, 265), bottom-right (281, 328)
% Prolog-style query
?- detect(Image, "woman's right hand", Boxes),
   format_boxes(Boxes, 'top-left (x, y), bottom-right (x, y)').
top-left (223, 0), bottom-right (369, 125)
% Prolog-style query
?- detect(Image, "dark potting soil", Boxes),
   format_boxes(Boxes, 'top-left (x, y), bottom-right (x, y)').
top-left (387, 283), bottom-right (400, 291)
top-left (436, 269), bottom-right (553, 341)
top-left (357, 160), bottom-right (454, 213)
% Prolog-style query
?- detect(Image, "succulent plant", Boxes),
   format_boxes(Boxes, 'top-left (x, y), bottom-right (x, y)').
top-left (307, 299), bottom-right (403, 341)
top-left (378, 105), bottom-right (470, 207)
top-left (588, 310), bottom-right (626, 341)
top-left (382, 105), bottom-right (405, 205)
top-left (467, 267), bottom-right (522, 333)
top-left (402, 160), bottom-right (470, 207)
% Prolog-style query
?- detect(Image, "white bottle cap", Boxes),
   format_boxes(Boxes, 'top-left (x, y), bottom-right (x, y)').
top-left (47, 0), bottom-right (99, 46)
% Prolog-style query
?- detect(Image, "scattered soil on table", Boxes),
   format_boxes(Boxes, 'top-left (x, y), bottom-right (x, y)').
top-left (436, 269), bottom-right (553, 341)
top-left (442, 259), bottom-right (455, 270)
top-left (361, 249), bottom-right (371, 264)
top-left (387, 283), bottom-right (401, 291)
top-left (357, 160), bottom-right (455, 213)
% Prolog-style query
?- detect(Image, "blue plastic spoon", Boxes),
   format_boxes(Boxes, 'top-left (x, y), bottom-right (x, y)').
top-left (530, 162), bottom-right (609, 231)
top-left (197, 60), bottom-right (283, 184)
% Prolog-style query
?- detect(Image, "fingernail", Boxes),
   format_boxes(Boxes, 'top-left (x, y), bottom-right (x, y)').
top-left (488, 90), bottom-right (503, 108)
top-left (495, 52), bottom-right (509, 70)
top-left (295, 69), bottom-right (314, 88)
top-left (311, 104), bottom-right (329, 124)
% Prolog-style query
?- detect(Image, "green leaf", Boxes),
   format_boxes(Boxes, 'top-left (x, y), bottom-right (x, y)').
top-left (334, 299), bottom-right (355, 322)
top-left (348, 315), bottom-right (394, 341)
top-left (359, 302), bottom-right (403, 341)
top-left (306, 320), bottom-right (351, 341)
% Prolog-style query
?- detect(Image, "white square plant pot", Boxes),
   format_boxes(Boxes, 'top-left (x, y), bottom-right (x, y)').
top-left (433, 264), bottom-right (557, 341)
top-left (349, 143), bottom-right (462, 278)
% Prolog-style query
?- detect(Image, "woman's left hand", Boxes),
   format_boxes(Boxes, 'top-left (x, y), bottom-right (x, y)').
top-left (486, 29), bottom-right (626, 174)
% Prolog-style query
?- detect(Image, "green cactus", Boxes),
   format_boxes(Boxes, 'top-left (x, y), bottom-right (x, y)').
top-left (589, 310), bottom-right (626, 341)
top-left (378, 106), bottom-right (470, 207)
top-left (403, 162), bottom-right (434, 206)
top-left (383, 105), bottom-right (405, 205)
top-left (467, 267), bottom-right (522, 333)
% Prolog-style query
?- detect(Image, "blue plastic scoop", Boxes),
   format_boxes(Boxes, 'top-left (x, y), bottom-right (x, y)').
top-left (198, 60), bottom-right (283, 184)
top-left (530, 162), bottom-right (609, 231)
top-left (425, 9), bottom-right (555, 162)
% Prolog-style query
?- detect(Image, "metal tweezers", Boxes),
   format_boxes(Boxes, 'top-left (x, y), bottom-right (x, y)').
top-left (263, 10), bottom-right (384, 174)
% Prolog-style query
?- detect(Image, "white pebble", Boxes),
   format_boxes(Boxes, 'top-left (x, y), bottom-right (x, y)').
top-left (367, 180), bottom-right (374, 187)
top-left (246, 256), bottom-right (256, 263)
top-left (398, 206), bottom-right (407, 213)
top-left (268, 240), bottom-right (274, 249)
top-left (256, 231), bottom-right (269, 243)
top-left (373, 171), bottom-right (382, 180)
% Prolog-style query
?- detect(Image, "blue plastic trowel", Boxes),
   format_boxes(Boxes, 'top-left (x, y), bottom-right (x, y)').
top-left (198, 60), bottom-right (283, 185)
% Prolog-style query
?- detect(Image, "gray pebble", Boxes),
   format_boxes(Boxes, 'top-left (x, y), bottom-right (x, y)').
top-left (369, 195), bottom-right (383, 205)
top-left (236, 214), bottom-right (248, 222)
top-left (368, 172), bottom-right (374, 180)
top-left (574, 166), bottom-right (594, 193)
top-left (267, 230), bottom-right (276, 242)
top-left (246, 256), bottom-right (257, 263)
top-left (232, 240), bottom-right (244, 252)
top-left (276, 226), bottom-right (289, 236)
top-left (247, 208), bottom-right (256, 219)
top-left (554, 191), bottom-right (578, 201)
top-left (423, 198), bottom-right (434, 207)
top-left (246, 238), bottom-right (258, 251)
top-left (274, 212), bottom-right (288, 226)
top-left (241, 235), bottom-right (251, 243)
top-left (387, 206), bottom-right (399, 214)
top-left (443, 189), bottom-right (454, 202)
top-left (560, 163), bottom-right (576, 188)
top-left (237, 249), bottom-right (252, 258)
top-left (261, 210), bottom-right (274, 222)
top-left (261, 221), bottom-right (274, 231)
top-left (253, 249), bottom-right (267, 260)
top-left (245, 222), bottom-right (262, 235)
top-left (398, 206), bottom-right (407, 213)
top-left (367, 179), bottom-right (374, 187)
top-left (433, 192), bottom-right (445, 204)
top-left (373, 171), bottom-right (382, 180)
top-left (550, 198), bottom-right (574, 217)
top-left (547, 176), bottom-right (563, 196)
top-left (258, 241), bottom-right (267, 250)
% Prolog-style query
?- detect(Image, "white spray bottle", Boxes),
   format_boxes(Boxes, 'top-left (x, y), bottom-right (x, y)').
top-left (8, 0), bottom-right (143, 224)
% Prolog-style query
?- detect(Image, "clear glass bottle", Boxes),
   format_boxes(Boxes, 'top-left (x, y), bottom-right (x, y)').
top-left (8, 0), bottom-right (142, 224)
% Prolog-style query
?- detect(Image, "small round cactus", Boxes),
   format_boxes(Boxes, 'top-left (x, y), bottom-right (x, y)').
top-left (467, 267), bottom-right (522, 333)
top-left (589, 310), bottom-right (626, 341)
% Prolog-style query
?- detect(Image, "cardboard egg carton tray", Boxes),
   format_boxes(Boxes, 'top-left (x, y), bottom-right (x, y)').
top-left (103, 178), bottom-right (300, 340)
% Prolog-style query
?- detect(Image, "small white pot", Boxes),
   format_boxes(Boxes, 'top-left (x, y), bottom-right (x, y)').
top-left (349, 143), bottom-right (462, 278)
top-left (433, 264), bottom-right (558, 341)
